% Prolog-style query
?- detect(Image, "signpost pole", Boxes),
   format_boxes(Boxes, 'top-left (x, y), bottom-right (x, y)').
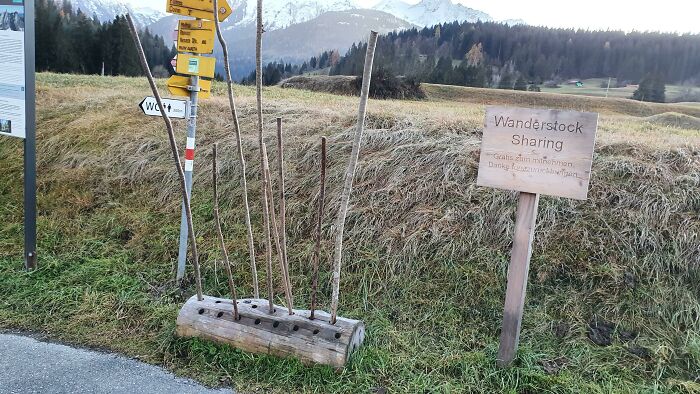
top-left (497, 192), bottom-right (539, 366)
top-left (24, 0), bottom-right (37, 271)
top-left (176, 74), bottom-right (199, 282)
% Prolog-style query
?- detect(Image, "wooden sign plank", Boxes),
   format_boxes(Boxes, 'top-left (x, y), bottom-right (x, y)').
top-left (167, 75), bottom-right (212, 99)
top-left (496, 192), bottom-right (539, 366)
top-left (477, 106), bottom-right (598, 200)
top-left (166, 0), bottom-right (233, 22)
top-left (176, 54), bottom-right (216, 78)
top-left (177, 27), bottom-right (215, 54)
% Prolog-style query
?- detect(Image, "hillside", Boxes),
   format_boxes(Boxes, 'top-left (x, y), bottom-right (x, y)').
top-left (0, 73), bottom-right (698, 392)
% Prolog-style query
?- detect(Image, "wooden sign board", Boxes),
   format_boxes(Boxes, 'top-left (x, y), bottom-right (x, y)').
top-left (475, 106), bottom-right (599, 366)
top-left (177, 27), bottom-right (215, 54)
top-left (477, 106), bottom-right (598, 200)
top-left (176, 54), bottom-right (216, 78)
top-left (166, 0), bottom-right (233, 22)
top-left (167, 75), bottom-right (212, 99)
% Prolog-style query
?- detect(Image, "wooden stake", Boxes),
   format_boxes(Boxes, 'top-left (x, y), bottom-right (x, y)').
top-left (125, 14), bottom-right (203, 301)
top-left (330, 31), bottom-right (379, 324)
top-left (310, 136), bottom-right (327, 320)
top-left (263, 145), bottom-right (294, 314)
top-left (212, 144), bottom-right (239, 320)
top-left (212, 0), bottom-right (259, 299)
top-left (276, 117), bottom-right (292, 306)
top-left (497, 192), bottom-right (540, 367)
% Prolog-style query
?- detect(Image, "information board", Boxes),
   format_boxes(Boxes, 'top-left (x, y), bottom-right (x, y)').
top-left (0, 0), bottom-right (28, 139)
top-left (477, 106), bottom-right (598, 200)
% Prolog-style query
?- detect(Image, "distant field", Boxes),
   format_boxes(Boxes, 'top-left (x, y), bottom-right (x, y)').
top-left (540, 78), bottom-right (700, 102)
top-left (0, 73), bottom-right (698, 393)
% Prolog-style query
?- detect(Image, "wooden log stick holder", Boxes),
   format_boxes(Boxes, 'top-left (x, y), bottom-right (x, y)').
top-left (176, 295), bottom-right (365, 368)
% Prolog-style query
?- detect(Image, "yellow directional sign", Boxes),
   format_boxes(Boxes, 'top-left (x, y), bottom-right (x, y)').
top-left (176, 54), bottom-right (216, 78)
top-left (177, 27), bottom-right (215, 54)
top-left (179, 19), bottom-right (215, 31)
top-left (166, 0), bottom-right (233, 22)
top-left (167, 75), bottom-right (212, 99)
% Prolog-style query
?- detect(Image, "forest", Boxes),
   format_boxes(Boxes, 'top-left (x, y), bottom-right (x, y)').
top-left (35, 0), bottom-right (174, 76)
top-left (269, 21), bottom-right (700, 90)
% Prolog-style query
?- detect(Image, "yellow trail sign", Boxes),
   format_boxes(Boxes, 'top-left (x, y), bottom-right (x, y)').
top-left (176, 54), bottom-right (216, 78)
top-left (166, 0), bottom-right (233, 22)
top-left (177, 27), bottom-right (215, 54)
top-left (167, 75), bottom-right (212, 99)
top-left (179, 19), bottom-right (215, 31)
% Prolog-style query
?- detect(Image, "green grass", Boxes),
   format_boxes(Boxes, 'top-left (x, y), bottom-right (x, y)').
top-left (540, 78), bottom-right (700, 102)
top-left (0, 73), bottom-right (698, 393)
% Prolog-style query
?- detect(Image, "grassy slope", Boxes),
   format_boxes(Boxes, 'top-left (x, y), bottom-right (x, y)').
top-left (539, 78), bottom-right (700, 102)
top-left (0, 73), bottom-right (699, 393)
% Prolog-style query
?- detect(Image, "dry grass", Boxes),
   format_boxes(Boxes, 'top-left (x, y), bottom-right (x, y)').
top-left (0, 73), bottom-right (698, 393)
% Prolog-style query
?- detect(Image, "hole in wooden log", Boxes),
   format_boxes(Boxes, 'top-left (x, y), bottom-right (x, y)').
top-left (273, 321), bottom-right (280, 328)
top-left (335, 333), bottom-right (342, 339)
top-left (254, 319), bottom-right (261, 325)
top-left (198, 308), bottom-right (205, 315)
top-left (217, 312), bottom-right (224, 318)
top-left (293, 325), bottom-right (299, 331)
top-left (313, 329), bottom-right (319, 335)
top-left (215, 300), bottom-right (221, 304)
top-left (244, 300), bottom-right (251, 304)
top-left (252, 304), bottom-right (258, 309)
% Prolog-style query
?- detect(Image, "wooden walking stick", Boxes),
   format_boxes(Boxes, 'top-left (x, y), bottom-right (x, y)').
top-left (212, 0), bottom-right (259, 298)
top-left (330, 31), bottom-right (379, 324)
top-left (310, 136), bottom-right (327, 320)
top-left (212, 144), bottom-right (240, 320)
top-left (126, 14), bottom-right (203, 301)
top-left (263, 144), bottom-right (294, 313)
top-left (276, 118), bottom-right (292, 305)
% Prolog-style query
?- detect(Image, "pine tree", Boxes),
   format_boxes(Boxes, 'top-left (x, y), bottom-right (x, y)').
top-left (632, 74), bottom-right (666, 103)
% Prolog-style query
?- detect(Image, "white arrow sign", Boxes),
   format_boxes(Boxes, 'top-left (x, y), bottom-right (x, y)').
top-left (139, 97), bottom-right (189, 119)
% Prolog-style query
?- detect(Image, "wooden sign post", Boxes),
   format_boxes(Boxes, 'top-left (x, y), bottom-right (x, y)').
top-left (476, 106), bottom-right (599, 366)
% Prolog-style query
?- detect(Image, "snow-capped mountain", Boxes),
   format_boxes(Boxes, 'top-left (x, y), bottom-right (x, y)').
top-left (59, 0), bottom-right (166, 27)
top-left (228, 0), bottom-right (361, 31)
top-left (374, 0), bottom-right (492, 27)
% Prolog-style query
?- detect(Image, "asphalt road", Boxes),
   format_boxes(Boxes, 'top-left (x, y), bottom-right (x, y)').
top-left (0, 334), bottom-right (232, 394)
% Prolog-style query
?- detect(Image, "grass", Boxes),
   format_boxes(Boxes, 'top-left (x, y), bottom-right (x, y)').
top-left (0, 72), bottom-right (699, 393)
top-left (540, 78), bottom-right (700, 102)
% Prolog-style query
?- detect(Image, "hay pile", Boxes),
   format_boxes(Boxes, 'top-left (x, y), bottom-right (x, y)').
top-left (645, 112), bottom-right (700, 130)
top-left (279, 75), bottom-right (358, 96)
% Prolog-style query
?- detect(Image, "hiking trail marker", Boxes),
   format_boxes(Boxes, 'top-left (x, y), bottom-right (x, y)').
top-left (162, 0), bottom-right (230, 282)
top-left (476, 106), bottom-right (598, 366)
top-left (139, 97), bottom-right (189, 119)
top-left (0, 0), bottom-right (36, 270)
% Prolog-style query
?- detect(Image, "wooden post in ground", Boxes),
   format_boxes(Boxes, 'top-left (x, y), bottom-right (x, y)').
top-left (497, 192), bottom-right (540, 366)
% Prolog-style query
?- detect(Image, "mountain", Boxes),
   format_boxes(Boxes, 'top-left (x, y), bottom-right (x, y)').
top-left (0, 9), bottom-right (25, 31)
top-left (147, 0), bottom-right (361, 39)
top-left (59, 0), bottom-right (166, 27)
top-left (222, 9), bottom-right (413, 79)
top-left (373, 0), bottom-right (492, 27)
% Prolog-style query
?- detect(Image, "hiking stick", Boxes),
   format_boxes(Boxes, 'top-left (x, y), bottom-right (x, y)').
top-left (212, 0), bottom-right (259, 298)
top-left (212, 144), bottom-right (239, 320)
top-left (126, 14), bottom-right (203, 301)
top-left (330, 31), bottom-right (378, 324)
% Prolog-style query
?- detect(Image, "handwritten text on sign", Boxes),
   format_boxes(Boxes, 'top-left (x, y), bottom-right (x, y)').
top-left (477, 106), bottom-right (598, 200)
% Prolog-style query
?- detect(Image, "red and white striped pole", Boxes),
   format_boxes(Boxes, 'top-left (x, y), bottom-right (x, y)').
top-left (176, 75), bottom-right (200, 282)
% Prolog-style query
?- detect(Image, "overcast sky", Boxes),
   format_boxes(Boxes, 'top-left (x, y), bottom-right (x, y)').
top-left (133, 0), bottom-right (700, 34)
